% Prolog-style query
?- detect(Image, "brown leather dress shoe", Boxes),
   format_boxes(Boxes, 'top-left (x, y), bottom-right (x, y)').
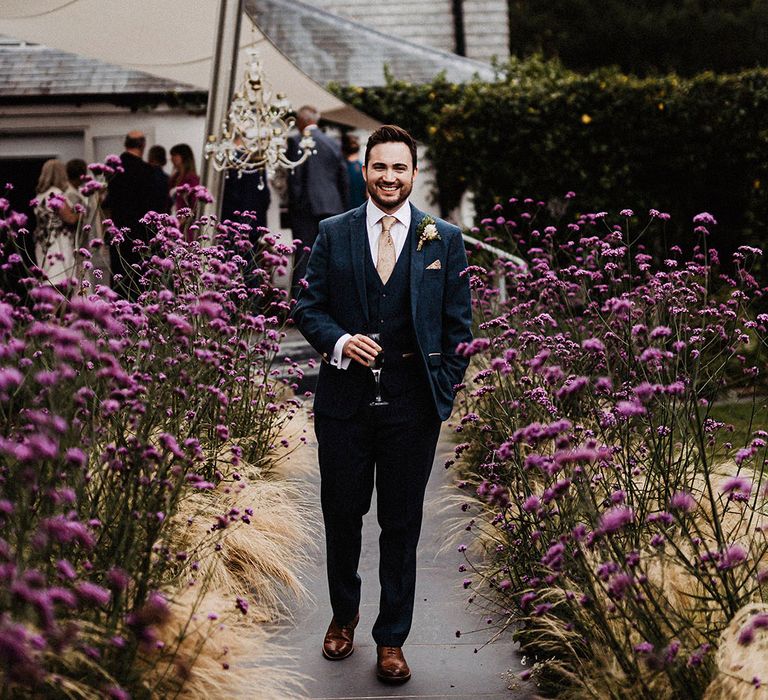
top-left (376, 645), bottom-right (411, 684)
top-left (322, 613), bottom-right (359, 660)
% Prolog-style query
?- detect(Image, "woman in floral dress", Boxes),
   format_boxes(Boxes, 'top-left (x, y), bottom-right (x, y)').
top-left (33, 159), bottom-right (80, 288)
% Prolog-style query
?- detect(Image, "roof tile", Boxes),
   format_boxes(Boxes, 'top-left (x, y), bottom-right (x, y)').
top-left (0, 42), bottom-right (198, 97)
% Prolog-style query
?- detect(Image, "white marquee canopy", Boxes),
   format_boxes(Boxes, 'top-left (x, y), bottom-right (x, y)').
top-left (0, 0), bottom-right (379, 129)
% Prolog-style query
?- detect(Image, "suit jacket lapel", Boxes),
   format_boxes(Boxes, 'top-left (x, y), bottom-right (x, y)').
top-left (350, 204), bottom-right (369, 326)
top-left (409, 203), bottom-right (426, 319)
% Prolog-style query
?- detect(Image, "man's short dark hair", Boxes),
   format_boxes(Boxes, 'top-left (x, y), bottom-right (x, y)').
top-left (125, 132), bottom-right (146, 150)
top-left (66, 158), bottom-right (87, 183)
top-left (364, 125), bottom-right (417, 169)
top-left (148, 145), bottom-right (167, 166)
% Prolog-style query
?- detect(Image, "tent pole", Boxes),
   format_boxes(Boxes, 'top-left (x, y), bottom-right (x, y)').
top-left (201, 0), bottom-right (243, 219)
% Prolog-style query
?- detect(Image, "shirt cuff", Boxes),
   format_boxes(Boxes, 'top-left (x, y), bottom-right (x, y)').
top-left (331, 333), bottom-right (352, 370)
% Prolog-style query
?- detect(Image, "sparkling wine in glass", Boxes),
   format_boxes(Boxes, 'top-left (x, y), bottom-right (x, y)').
top-left (366, 333), bottom-right (388, 406)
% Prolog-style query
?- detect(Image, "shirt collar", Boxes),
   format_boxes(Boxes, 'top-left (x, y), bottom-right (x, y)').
top-left (366, 199), bottom-right (411, 230)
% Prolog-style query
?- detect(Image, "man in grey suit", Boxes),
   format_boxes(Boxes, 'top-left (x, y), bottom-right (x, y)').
top-left (288, 105), bottom-right (349, 299)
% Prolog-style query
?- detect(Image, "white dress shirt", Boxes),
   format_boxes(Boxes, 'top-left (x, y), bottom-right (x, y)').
top-left (330, 199), bottom-right (412, 369)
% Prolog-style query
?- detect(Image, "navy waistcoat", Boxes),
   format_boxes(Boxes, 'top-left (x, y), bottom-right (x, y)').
top-left (364, 234), bottom-right (428, 398)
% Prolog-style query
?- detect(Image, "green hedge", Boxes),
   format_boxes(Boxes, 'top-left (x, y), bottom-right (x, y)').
top-left (332, 58), bottom-right (768, 264)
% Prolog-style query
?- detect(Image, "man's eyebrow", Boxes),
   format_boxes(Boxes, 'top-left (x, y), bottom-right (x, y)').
top-left (369, 160), bottom-right (409, 168)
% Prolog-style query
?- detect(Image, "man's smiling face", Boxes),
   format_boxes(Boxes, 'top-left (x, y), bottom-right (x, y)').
top-left (363, 142), bottom-right (418, 214)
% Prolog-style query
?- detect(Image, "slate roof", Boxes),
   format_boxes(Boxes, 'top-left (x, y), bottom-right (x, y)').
top-left (245, 0), bottom-right (496, 86)
top-left (0, 39), bottom-right (200, 99)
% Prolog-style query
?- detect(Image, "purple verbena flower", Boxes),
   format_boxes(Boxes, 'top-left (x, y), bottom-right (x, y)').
top-left (718, 543), bottom-right (748, 570)
top-left (75, 582), bottom-right (111, 607)
top-left (720, 476), bottom-right (752, 500)
top-left (669, 491), bottom-right (697, 512)
top-left (616, 400), bottom-right (646, 418)
top-left (600, 507), bottom-right (634, 534)
top-left (693, 212), bottom-right (718, 226)
top-left (581, 338), bottom-right (605, 352)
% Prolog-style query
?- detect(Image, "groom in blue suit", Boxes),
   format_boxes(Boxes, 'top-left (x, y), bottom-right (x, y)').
top-left (291, 125), bottom-right (472, 684)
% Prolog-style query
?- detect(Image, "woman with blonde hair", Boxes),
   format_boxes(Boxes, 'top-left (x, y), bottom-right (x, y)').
top-left (34, 159), bottom-right (80, 288)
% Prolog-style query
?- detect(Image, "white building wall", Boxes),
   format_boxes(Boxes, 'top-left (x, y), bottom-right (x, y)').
top-left (463, 0), bottom-right (509, 63)
top-left (0, 132), bottom-right (84, 163)
top-left (0, 104), bottom-right (204, 166)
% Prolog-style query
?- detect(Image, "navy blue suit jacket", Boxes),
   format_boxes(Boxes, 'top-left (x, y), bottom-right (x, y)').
top-left (291, 202), bottom-right (473, 421)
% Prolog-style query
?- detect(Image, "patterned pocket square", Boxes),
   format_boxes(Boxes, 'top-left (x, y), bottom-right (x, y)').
top-left (425, 260), bottom-right (442, 270)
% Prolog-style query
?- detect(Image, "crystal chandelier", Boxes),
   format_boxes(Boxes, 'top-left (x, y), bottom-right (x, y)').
top-left (204, 49), bottom-right (315, 183)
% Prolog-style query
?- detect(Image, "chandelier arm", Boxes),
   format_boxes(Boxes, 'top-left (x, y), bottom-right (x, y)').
top-left (204, 49), bottom-right (316, 178)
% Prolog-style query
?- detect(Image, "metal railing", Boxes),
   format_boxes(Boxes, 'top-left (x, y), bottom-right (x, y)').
top-left (461, 232), bottom-right (527, 303)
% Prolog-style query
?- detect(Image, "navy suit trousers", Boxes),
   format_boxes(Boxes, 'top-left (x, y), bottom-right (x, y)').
top-left (314, 376), bottom-right (441, 647)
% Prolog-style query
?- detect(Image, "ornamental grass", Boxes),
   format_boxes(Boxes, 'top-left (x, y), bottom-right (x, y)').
top-left (0, 173), bottom-right (310, 698)
top-left (452, 197), bottom-right (768, 699)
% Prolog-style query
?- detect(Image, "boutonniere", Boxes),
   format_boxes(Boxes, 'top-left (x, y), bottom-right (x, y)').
top-left (416, 215), bottom-right (441, 251)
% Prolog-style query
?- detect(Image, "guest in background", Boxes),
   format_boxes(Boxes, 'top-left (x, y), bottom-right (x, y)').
top-left (147, 145), bottom-right (171, 214)
top-left (64, 158), bottom-right (88, 196)
top-left (64, 158), bottom-right (88, 220)
top-left (286, 105), bottom-right (349, 299)
top-left (33, 159), bottom-right (79, 289)
top-left (169, 143), bottom-right (200, 214)
top-left (221, 168), bottom-right (273, 298)
top-left (221, 169), bottom-right (271, 229)
top-left (65, 158), bottom-right (109, 288)
top-left (342, 133), bottom-right (367, 209)
top-left (64, 158), bottom-right (88, 281)
top-left (103, 130), bottom-right (156, 299)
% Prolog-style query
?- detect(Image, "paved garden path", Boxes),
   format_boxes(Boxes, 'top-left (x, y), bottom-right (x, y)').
top-left (270, 422), bottom-right (536, 700)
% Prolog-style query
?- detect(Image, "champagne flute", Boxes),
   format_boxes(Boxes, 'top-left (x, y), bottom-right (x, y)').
top-left (366, 332), bottom-right (388, 406)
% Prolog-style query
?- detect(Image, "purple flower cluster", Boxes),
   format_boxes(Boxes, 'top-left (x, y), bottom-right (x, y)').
top-left (0, 178), bottom-right (300, 694)
top-left (450, 196), bottom-right (768, 695)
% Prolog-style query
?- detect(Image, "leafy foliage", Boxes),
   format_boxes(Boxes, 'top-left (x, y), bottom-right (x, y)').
top-left (333, 58), bottom-right (768, 276)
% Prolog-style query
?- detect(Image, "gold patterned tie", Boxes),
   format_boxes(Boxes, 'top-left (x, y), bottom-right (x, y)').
top-left (376, 215), bottom-right (397, 284)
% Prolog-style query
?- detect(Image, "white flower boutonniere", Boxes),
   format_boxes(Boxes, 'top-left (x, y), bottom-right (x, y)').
top-left (416, 215), bottom-right (441, 251)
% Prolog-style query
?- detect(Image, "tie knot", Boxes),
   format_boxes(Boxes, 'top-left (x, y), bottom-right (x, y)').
top-left (380, 215), bottom-right (397, 234)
